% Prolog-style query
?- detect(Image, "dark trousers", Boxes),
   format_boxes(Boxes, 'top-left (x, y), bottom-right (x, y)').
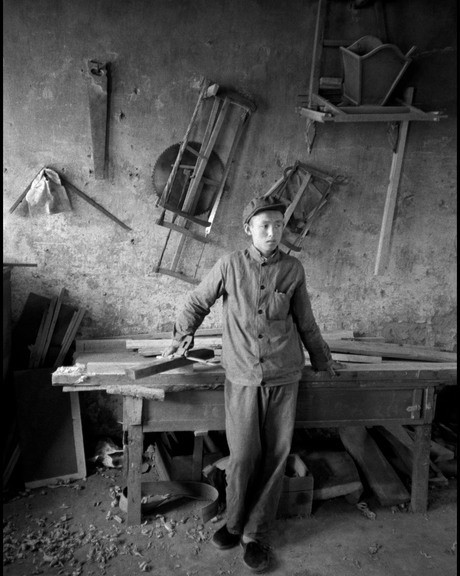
top-left (224, 378), bottom-right (299, 539)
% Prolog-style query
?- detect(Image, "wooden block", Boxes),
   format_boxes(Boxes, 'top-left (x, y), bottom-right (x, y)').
top-left (338, 426), bottom-right (410, 506)
top-left (277, 454), bottom-right (314, 518)
top-left (299, 450), bottom-right (363, 501)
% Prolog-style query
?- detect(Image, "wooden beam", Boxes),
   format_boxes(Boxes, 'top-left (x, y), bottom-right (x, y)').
top-left (339, 426), bottom-right (410, 506)
top-left (375, 88), bottom-right (413, 275)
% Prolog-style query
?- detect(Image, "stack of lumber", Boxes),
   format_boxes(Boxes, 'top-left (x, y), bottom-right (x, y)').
top-left (108, 328), bottom-right (456, 367)
top-left (12, 290), bottom-right (86, 370)
top-left (5, 290), bottom-right (87, 491)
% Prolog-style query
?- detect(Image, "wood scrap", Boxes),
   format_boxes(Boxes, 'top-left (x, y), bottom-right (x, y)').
top-left (338, 426), bottom-right (410, 506)
top-left (125, 348), bottom-right (214, 380)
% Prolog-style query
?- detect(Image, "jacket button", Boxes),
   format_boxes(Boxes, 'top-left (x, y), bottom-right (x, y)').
top-left (260, 285), bottom-right (265, 290)
top-left (258, 309), bottom-right (263, 314)
top-left (258, 334), bottom-right (263, 339)
top-left (260, 358), bottom-right (264, 363)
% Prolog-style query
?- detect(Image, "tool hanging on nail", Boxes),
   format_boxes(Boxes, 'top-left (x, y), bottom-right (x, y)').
top-left (86, 59), bottom-right (109, 179)
top-left (153, 76), bottom-right (256, 285)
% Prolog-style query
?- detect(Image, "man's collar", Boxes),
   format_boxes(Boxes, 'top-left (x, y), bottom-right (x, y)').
top-left (249, 244), bottom-right (280, 263)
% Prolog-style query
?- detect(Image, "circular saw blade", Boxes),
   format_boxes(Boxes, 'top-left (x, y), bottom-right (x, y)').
top-left (153, 141), bottom-right (224, 216)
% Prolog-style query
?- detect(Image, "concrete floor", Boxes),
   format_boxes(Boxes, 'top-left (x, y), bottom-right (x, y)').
top-left (3, 468), bottom-right (457, 576)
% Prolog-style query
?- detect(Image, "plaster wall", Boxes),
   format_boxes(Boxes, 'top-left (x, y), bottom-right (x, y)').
top-left (3, 0), bottom-right (457, 351)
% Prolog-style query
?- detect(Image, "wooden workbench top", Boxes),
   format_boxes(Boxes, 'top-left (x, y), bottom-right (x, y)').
top-left (51, 349), bottom-right (457, 392)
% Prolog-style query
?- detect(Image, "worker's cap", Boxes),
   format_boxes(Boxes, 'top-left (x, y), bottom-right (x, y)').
top-left (242, 196), bottom-right (286, 225)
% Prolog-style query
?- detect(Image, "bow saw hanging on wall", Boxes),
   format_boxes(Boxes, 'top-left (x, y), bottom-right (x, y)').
top-left (152, 78), bottom-right (256, 285)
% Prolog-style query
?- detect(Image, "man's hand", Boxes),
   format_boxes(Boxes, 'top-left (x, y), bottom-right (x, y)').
top-left (161, 342), bottom-right (180, 358)
top-left (326, 360), bottom-right (345, 377)
top-left (161, 335), bottom-right (194, 358)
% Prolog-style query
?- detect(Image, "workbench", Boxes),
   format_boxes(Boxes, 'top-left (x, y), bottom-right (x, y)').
top-left (52, 353), bottom-right (456, 525)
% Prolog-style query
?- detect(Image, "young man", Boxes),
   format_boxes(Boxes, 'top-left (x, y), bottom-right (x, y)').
top-left (163, 196), bottom-right (340, 572)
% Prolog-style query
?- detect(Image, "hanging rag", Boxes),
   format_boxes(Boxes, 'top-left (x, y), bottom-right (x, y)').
top-left (25, 168), bottom-right (72, 216)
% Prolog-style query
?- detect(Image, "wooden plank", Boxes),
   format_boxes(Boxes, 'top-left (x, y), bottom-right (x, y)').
top-left (37, 289), bottom-right (67, 367)
top-left (122, 396), bottom-right (144, 525)
top-left (106, 385), bottom-right (165, 401)
top-left (126, 330), bottom-right (354, 351)
top-left (14, 369), bottom-right (86, 488)
top-left (338, 426), bottom-right (410, 506)
top-left (332, 353), bottom-right (382, 364)
top-left (297, 106), bottom-right (443, 123)
top-left (53, 308), bottom-right (86, 368)
top-left (3, 262), bottom-right (38, 267)
top-left (375, 88), bottom-right (413, 275)
top-left (32, 296), bottom-right (59, 367)
top-left (125, 348), bottom-right (214, 380)
top-left (52, 360), bottom-right (457, 389)
top-left (28, 306), bottom-right (49, 368)
top-left (75, 338), bottom-right (127, 352)
top-left (308, 0), bottom-right (327, 107)
top-left (326, 340), bottom-right (456, 362)
top-left (12, 293), bottom-right (77, 370)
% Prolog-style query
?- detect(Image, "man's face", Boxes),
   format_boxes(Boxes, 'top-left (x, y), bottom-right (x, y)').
top-left (244, 210), bottom-right (284, 257)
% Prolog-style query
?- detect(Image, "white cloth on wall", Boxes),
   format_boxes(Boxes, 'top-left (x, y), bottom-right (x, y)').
top-left (25, 168), bottom-right (72, 216)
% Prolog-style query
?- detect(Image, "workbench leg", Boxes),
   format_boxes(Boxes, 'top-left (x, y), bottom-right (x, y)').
top-left (410, 423), bottom-right (431, 513)
top-left (123, 397), bottom-right (144, 525)
top-left (192, 432), bottom-right (205, 481)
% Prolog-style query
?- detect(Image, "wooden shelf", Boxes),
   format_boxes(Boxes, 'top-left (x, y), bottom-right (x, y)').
top-left (297, 93), bottom-right (445, 124)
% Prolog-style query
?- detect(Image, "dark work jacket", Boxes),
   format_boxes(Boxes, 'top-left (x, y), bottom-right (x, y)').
top-left (173, 245), bottom-right (333, 386)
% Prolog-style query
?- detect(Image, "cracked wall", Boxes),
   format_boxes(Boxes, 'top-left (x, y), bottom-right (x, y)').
top-left (3, 0), bottom-right (457, 352)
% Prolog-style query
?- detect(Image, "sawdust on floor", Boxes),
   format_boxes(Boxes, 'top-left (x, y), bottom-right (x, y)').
top-left (3, 468), bottom-right (457, 576)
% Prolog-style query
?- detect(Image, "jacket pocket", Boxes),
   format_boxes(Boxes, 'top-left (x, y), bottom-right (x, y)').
top-left (266, 291), bottom-right (290, 320)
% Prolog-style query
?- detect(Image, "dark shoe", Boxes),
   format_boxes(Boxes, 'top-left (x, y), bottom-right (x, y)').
top-left (211, 524), bottom-right (241, 550)
top-left (241, 540), bottom-right (271, 573)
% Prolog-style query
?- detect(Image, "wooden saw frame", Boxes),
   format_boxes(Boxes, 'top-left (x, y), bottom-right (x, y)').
top-left (263, 161), bottom-right (342, 254)
top-left (154, 78), bottom-right (256, 285)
